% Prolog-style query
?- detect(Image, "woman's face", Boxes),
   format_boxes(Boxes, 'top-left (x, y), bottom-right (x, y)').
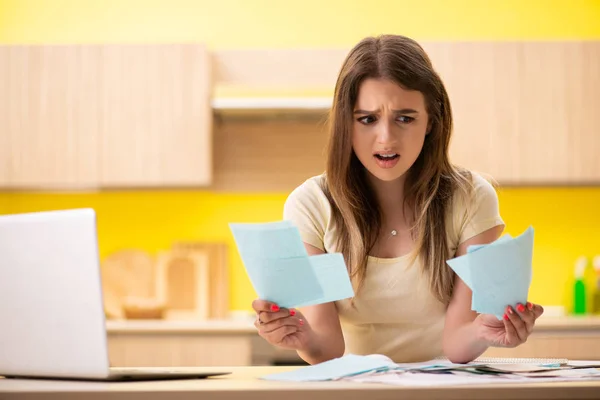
top-left (352, 78), bottom-right (429, 183)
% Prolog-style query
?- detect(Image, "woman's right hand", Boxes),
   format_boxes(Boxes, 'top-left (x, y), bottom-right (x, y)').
top-left (252, 299), bottom-right (314, 352)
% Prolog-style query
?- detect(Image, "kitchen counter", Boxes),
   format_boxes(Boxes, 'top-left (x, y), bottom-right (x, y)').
top-left (106, 315), bottom-right (600, 333)
top-left (534, 315), bottom-right (600, 331)
top-left (106, 318), bottom-right (257, 334)
top-left (105, 315), bottom-right (600, 367)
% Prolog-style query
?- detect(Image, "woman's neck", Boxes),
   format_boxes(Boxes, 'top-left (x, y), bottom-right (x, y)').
top-left (367, 173), bottom-right (406, 219)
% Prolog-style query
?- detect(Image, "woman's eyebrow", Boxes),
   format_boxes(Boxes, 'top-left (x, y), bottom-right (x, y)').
top-left (353, 108), bottom-right (419, 114)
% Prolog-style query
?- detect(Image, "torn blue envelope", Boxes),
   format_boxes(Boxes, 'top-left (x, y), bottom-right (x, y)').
top-left (446, 226), bottom-right (534, 319)
top-left (292, 253), bottom-right (355, 308)
top-left (229, 221), bottom-right (354, 309)
top-left (229, 221), bottom-right (308, 260)
top-left (261, 354), bottom-right (396, 381)
top-left (448, 235), bottom-right (513, 289)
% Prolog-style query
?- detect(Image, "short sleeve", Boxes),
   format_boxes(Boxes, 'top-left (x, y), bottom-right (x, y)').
top-left (282, 176), bottom-right (330, 251)
top-left (454, 172), bottom-right (505, 245)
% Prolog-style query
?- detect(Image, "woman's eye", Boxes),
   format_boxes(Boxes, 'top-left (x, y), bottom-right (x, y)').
top-left (397, 116), bottom-right (415, 124)
top-left (357, 115), bottom-right (377, 124)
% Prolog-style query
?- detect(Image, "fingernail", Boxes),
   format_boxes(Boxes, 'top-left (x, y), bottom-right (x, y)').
top-left (507, 307), bottom-right (514, 315)
top-left (527, 302), bottom-right (533, 310)
top-left (503, 314), bottom-right (509, 320)
top-left (299, 319), bottom-right (304, 325)
top-left (271, 305), bottom-right (280, 312)
top-left (517, 304), bottom-right (526, 313)
top-left (289, 309), bottom-right (296, 316)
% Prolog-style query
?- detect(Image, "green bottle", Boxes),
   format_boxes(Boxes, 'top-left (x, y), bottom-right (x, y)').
top-left (574, 279), bottom-right (586, 314)
top-left (574, 256), bottom-right (587, 315)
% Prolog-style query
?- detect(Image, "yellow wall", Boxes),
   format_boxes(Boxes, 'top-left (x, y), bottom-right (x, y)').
top-left (1, 0), bottom-right (600, 46)
top-left (1, 191), bottom-right (289, 310)
top-left (1, 0), bottom-right (600, 312)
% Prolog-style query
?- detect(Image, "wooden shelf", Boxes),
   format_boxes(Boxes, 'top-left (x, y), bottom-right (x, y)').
top-left (212, 97), bottom-right (332, 117)
top-left (106, 319), bottom-right (256, 334)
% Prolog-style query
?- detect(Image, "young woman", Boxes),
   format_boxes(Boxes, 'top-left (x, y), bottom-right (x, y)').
top-left (252, 34), bottom-right (544, 365)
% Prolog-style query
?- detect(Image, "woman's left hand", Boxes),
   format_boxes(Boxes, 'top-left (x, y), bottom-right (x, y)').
top-left (476, 302), bottom-right (544, 348)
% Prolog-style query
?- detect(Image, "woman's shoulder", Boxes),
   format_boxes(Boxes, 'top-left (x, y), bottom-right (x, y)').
top-left (285, 174), bottom-right (330, 207)
top-left (450, 169), bottom-right (499, 207)
top-left (283, 174), bottom-right (332, 251)
top-left (449, 169), bottom-right (504, 244)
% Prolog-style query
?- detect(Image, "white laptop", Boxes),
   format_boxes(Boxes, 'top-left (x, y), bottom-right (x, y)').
top-left (0, 208), bottom-right (230, 381)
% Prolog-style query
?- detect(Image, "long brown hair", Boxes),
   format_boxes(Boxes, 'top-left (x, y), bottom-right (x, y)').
top-left (323, 34), bottom-right (473, 305)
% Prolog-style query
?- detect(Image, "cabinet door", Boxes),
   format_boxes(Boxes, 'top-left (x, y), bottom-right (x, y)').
top-left (558, 42), bottom-right (600, 183)
top-left (427, 41), bottom-right (600, 185)
top-left (0, 45), bottom-right (100, 189)
top-left (508, 42), bottom-right (600, 184)
top-left (426, 42), bottom-right (521, 182)
top-left (99, 44), bottom-right (212, 187)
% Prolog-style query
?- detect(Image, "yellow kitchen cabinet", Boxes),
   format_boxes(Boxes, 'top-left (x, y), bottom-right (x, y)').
top-left (0, 44), bottom-right (212, 190)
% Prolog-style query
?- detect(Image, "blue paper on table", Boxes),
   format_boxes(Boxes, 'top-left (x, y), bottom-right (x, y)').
top-left (229, 221), bottom-right (354, 309)
top-left (446, 226), bottom-right (534, 319)
top-left (261, 354), bottom-right (396, 381)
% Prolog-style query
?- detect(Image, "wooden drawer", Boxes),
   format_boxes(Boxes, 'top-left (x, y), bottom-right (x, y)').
top-left (108, 333), bottom-right (253, 367)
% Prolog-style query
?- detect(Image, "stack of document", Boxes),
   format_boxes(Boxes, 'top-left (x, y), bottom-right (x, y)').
top-left (446, 226), bottom-right (534, 319)
top-left (261, 354), bottom-right (600, 386)
top-left (229, 221), bottom-right (354, 308)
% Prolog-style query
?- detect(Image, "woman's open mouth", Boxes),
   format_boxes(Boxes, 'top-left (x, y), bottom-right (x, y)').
top-left (373, 153), bottom-right (400, 169)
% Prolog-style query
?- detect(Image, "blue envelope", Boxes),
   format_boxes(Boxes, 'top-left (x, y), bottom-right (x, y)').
top-left (446, 226), bottom-right (534, 319)
top-left (229, 221), bottom-right (354, 308)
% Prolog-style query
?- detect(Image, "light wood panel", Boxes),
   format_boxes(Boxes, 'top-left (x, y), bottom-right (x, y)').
top-left (482, 332), bottom-right (600, 360)
top-left (2, 42), bottom-right (598, 191)
top-left (171, 242), bottom-right (230, 320)
top-left (99, 44), bottom-right (212, 187)
top-left (0, 44), bottom-right (212, 190)
top-left (0, 59), bottom-right (8, 186)
top-left (563, 42), bottom-right (600, 182)
top-left (422, 42), bottom-right (522, 182)
top-left (105, 322), bottom-right (600, 367)
top-left (108, 333), bottom-right (253, 367)
top-left (212, 42), bottom-right (600, 188)
top-left (0, 45), bottom-right (100, 189)
top-left (212, 116), bottom-right (329, 191)
top-left (213, 48), bottom-right (347, 92)
top-left (155, 250), bottom-right (210, 320)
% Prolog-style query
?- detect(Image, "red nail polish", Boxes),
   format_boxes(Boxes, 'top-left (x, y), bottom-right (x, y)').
top-left (299, 319), bottom-right (304, 325)
top-left (527, 302), bottom-right (533, 310)
top-left (503, 314), bottom-right (509, 320)
top-left (271, 305), bottom-right (280, 312)
top-left (290, 309), bottom-right (296, 316)
top-left (517, 304), bottom-right (525, 313)
top-left (507, 307), bottom-right (513, 314)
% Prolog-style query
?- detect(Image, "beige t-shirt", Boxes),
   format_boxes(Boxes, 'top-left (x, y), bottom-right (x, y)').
top-left (282, 172), bottom-right (505, 362)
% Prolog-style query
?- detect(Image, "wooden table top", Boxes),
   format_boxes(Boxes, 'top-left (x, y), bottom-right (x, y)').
top-left (1, 366), bottom-right (600, 400)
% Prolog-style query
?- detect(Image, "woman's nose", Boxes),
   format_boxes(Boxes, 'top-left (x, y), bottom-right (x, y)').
top-left (376, 119), bottom-right (395, 144)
